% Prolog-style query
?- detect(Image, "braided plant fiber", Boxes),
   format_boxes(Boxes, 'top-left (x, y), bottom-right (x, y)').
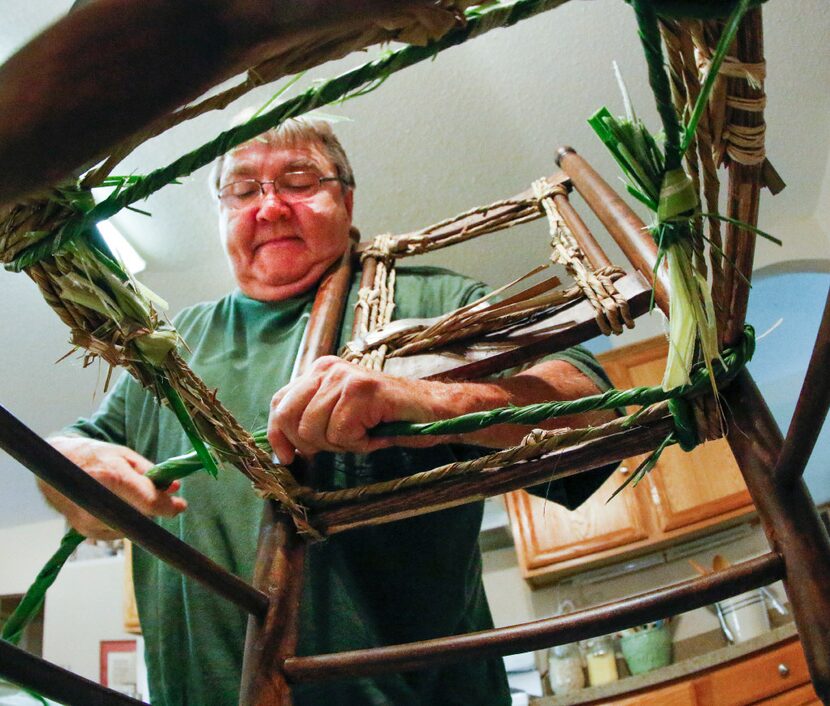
top-left (589, 0), bottom-right (759, 393)
top-left (1, 0), bottom-right (583, 544)
top-left (1, 0), bottom-right (767, 659)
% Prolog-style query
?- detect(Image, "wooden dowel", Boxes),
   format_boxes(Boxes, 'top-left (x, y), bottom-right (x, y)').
top-left (240, 501), bottom-right (306, 706)
top-left (724, 371), bottom-right (830, 703)
top-left (351, 255), bottom-right (378, 339)
top-left (313, 412), bottom-right (675, 534)
top-left (240, 241), bottom-right (356, 706)
top-left (295, 238), bottom-right (359, 373)
top-left (552, 191), bottom-right (613, 270)
top-left (773, 286), bottom-right (830, 487)
top-left (352, 172), bottom-right (570, 261)
top-left (556, 147), bottom-right (671, 315)
top-left (721, 8), bottom-right (765, 347)
top-left (0, 639), bottom-right (148, 706)
top-left (416, 272), bottom-right (651, 382)
top-left (282, 553), bottom-right (783, 683)
top-left (0, 403), bottom-right (268, 618)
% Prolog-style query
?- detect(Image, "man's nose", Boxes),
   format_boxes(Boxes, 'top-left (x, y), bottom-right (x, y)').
top-left (256, 184), bottom-right (291, 221)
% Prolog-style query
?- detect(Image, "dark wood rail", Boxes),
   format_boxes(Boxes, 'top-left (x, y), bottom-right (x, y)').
top-left (240, 242), bottom-right (356, 705)
top-left (0, 0), bottom-right (431, 205)
top-left (553, 188), bottom-right (613, 270)
top-left (556, 146), bottom-right (671, 315)
top-left (0, 403), bottom-right (267, 618)
top-left (313, 411), bottom-right (675, 534)
top-left (0, 639), bottom-right (148, 706)
top-left (283, 553), bottom-right (783, 682)
top-left (772, 286), bottom-right (830, 488)
top-left (725, 372), bottom-right (830, 703)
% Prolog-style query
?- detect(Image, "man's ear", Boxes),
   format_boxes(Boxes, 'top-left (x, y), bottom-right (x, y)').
top-left (344, 188), bottom-right (354, 219)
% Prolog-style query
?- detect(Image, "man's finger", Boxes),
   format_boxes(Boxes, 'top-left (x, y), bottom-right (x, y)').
top-left (267, 426), bottom-right (296, 466)
top-left (270, 377), bottom-right (323, 457)
top-left (122, 447), bottom-right (155, 474)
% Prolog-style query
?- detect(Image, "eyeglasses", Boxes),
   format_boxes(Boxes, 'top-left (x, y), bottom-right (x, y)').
top-left (218, 171), bottom-right (343, 208)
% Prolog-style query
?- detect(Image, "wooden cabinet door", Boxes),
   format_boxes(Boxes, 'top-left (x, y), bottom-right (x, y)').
top-left (607, 680), bottom-right (698, 706)
top-left (601, 340), bottom-right (753, 537)
top-left (760, 683), bottom-right (822, 706)
top-left (698, 640), bottom-right (813, 706)
top-left (506, 468), bottom-right (650, 584)
top-left (506, 336), bottom-right (755, 583)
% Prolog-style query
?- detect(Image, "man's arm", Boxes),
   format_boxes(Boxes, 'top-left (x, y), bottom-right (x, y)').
top-left (267, 355), bottom-right (615, 464)
top-left (42, 372), bottom-right (189, 540)
top-left (41, 436), bottom-right (188, 540)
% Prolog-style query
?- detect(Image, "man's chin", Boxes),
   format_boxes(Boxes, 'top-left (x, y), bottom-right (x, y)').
top-left (241, 262), bottom-right (329, 301)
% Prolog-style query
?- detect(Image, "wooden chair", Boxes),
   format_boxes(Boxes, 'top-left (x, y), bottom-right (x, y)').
top-left (1, 3), bottom-right (829, 705)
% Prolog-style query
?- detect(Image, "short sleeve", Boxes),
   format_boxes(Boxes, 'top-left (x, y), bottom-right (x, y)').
top-left (62, 371), bottom-right (133, 445)
top-left (522, 345), bottom-right (620, 510)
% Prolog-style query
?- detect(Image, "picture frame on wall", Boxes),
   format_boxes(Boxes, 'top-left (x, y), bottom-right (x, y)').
top-left (100, 639), bottom-right (138, 696)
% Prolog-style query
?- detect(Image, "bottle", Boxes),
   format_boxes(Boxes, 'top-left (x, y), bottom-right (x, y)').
top-left (585, 635), bottom-right (619, 686)
top-left (548, 643), bottom-right (585, 694)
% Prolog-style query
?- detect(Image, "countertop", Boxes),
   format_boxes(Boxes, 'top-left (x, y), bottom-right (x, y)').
top-left (532, 622), bottom-right (799, 705)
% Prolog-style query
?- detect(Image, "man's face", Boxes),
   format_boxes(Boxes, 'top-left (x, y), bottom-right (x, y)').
top-left (218, 139), bottom-right (354, 301)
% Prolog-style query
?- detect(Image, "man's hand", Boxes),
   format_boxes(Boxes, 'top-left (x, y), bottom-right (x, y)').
top-left (268, 356), bottom-right (450, 464)
top-left (268, 356), bottom-right (615, 464)
top-left (42, 436), bottom-right (187, 540)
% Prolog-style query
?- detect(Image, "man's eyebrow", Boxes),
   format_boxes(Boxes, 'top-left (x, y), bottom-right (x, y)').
top-left (285, 158), bottom-right (322, 172)
top-left (224, 158), bottom-right (323, 181)
top-left (224, 163), bottom-right (256, 180)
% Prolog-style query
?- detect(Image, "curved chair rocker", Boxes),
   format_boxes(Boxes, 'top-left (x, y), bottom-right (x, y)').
top-left (1, 2), bottom-right (829, 705)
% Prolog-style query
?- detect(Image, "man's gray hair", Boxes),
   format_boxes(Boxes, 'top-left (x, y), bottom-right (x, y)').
top-left (210, 117), bottom-right (356, 196)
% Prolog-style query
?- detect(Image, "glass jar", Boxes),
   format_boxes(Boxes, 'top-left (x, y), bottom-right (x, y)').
top-left (584, 635), bottom-right (619, 686)
top-left (548, 643), bottom-right (585, 694)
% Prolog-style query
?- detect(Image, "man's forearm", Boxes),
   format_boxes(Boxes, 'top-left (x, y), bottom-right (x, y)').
top-left (427, 360), bottom-right (616, 449)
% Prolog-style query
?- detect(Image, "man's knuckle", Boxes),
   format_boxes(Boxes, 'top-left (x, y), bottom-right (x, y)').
top-left (296, 418), bottom-right (316, 442)
top-left (343, 374), bottom-right (375, 397)
top-left (312, 355), bottom-right (338, 373)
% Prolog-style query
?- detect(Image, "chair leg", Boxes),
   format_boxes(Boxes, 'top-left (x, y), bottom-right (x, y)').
top-left (240, 504), bottom-right (304, 706)
top-left (725, 370), bottom-right (830, 704)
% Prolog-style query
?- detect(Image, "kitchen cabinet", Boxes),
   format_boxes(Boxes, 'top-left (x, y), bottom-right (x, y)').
top-left (581, 637), bottom-right (818, 706)
top-left (696, 639), bottom-right (813, 706)
top-left (610, 681), bottom-right (698, 706)
top-left (506, 337), bottom-right (755, 584)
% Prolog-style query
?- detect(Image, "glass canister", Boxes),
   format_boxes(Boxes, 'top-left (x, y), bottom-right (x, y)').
top-left (584, 635), bottom-right (619, 686)
top-left (548, 643), bottom-right (585, 694)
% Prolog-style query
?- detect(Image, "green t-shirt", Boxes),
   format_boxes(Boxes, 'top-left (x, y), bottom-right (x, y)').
top-left (69, 266), bottom-right (613, 706)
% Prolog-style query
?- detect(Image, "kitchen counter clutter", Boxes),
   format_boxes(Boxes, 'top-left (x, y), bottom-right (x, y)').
top-left (532, 623), bottom-right (813, 705)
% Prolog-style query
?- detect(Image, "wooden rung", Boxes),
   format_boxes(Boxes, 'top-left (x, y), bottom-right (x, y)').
top-left (0, 403), bottom-right (268, 618)
top-left (725, 371), bottom-right (830, 702)
top-left (0, 639), bottom-right (147, 706)
top-left (352, 172), bottom-right (571, 262)
top-left (721, 8), bottom-right (765, 347)
top-left (556, 147), bottom-right (671, 316)
top-left (240, 242), bottom-right (357, 706)
top-left (312, 408), bottom-right (674, 535)
top-left (282, 553), bottom-right (783, 683)
top-left (552, 189), bottom-right (613, 270)
top-left (379, 271), bottom-right (652, 382)
top-left (772, 264), bottom-right (830, 487)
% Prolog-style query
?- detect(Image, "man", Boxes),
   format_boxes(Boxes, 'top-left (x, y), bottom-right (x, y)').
top-left (43, 118), bottom-right (615, 705)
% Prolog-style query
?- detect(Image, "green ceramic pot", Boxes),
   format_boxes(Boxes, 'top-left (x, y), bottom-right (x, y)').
top-left (620, 625), bottom-right (673, 675)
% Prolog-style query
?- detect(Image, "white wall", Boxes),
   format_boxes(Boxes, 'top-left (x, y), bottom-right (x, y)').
top-left (0, 518), bottom-right (65, 596)
top-left (0, 520), bottom-right (145, 699)
top-left (42, 555), bottom-right (140, 690)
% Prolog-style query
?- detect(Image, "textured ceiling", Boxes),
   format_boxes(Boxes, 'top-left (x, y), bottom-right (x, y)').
top-left (1, 1), bottom-right (829, 527)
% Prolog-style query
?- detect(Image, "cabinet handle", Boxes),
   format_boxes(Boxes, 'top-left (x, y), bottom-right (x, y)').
top-left (778, 663), bottom-right (790, 677)
top-left (618, 466), bottom-right (629, 475)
